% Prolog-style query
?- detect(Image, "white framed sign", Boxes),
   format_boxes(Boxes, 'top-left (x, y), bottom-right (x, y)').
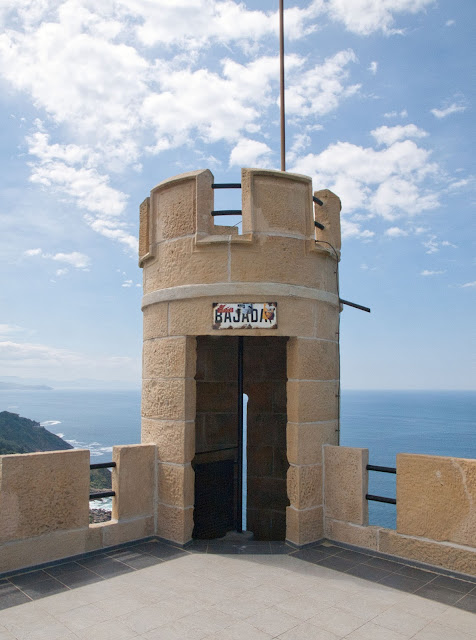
top-left (213, 302), bottom-right (277, 329)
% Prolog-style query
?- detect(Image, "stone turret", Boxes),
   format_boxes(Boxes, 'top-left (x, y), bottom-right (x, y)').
top-left (139, 167), bottom-right (342, 546)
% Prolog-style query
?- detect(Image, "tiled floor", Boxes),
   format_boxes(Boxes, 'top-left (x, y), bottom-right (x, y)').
top-left (0, 540), bottom-right (475, 639)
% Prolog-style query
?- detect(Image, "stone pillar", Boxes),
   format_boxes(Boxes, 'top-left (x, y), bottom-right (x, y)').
top-left (286, 338), bottom-right (339, 545)
top-left (142, 335), bottom-right (196, 544)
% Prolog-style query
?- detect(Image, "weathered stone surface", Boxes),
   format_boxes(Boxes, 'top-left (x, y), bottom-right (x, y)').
top-left (0, 450), bottom-right (89, 543)
top-left (139, 197), bottom-right (150, 261)
top-left (287, 464), bottom-right (323, 509)
top-left (157, 503), bottom-right (193, 544)
top-left (141, 418), bottom-right (195, 463)
top-left (158, 463), bottom-right (194, 507)
top-left (242, 169), bottom-right (313, 237)
top-left (323, 446), bottom-right (368, 525)
top-left (142, 378), bottom-right (196, 421)
top-left (379, 529), bottom-right (476, 576)
top-left (153, 176), bottom-right (197, 242)
top-left (112, 445), bottom-right (156, 520)
top-left (0, 528), bottom-right (91, 573)
top-left (143, 336), bottom-right (196, 379)
top-left (143, 303), bottom-right (168, 340)
top-left (397, 453), bottom-right (476, 547)
top-left (100, 517), bottom-right (154, 548)
top-left (315, 302), bottom-right (339, 341)
top-left (287, 338), bottom-right (339, 381)
top-left (230, 235), bottom-right (328, 290)
top-left (146, 238), bottom-right (229, 293)
top-left (286, 505), bottom-right (323, 546)
top-left (287, 380), bottom-right (338, 423)
top-left (325, 518), bottom-right (379, 551)
top-left (314, 189), bottom-right (342, 252)
top-left (287, 421), bottom-right (338, 465)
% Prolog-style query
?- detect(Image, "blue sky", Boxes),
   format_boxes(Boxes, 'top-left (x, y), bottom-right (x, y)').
top-left (0, 0), bottom-right (474, 390)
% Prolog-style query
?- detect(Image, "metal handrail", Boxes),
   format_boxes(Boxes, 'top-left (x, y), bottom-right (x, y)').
top-left (365, 462), bottom-right (397, 505)
top-left (89, 461), bottom-right (116, 501)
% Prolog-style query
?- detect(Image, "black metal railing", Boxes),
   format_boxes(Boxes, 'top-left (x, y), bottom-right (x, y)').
top-left (89, 461), bottom-right (116, 500)
top-left (212, 183), bottom-right (242, 217)
top-left (366, 463), bottom-right (397, 505)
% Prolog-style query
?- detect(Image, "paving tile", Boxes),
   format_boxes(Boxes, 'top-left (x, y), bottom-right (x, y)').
top-left (55, 602), bottom-right (113, 632)
top-left (201, 619), bottom-right (273, 639)
top-left (308, 605), bottom-right (367, 636)
top-left (362, 556), bottom-right (402, 572)
top-left (333, 549), bottom-right (372, 562)
top-left (8, 570), bottom-right (52, 588)
top-left (44, 562), bottom-right (85, 577)
top-left (274, 594), bottom-right (328, 620)
top-left (291, 548), bottom-right (331, 565)
top-left (396, 594), bottom-right (450, 619)
top-left (244, 606), bottom-right (301, 636)
top-left (0, 583), bottom-right (32, 610)
top-left (119, 603), bottom-right (179, 634)
top-left (372, 606), bottom-right (429, 636)
top-left (434, 606), bottom-right (476, 636)
top-left (277, 621), bottom-right (340, 639)
top-left (414, 582), bottom-right (466, 606)
top-left (0, 629), bottom-right (16, 639)
top-left (316, 555), bottom-right (361, 572)
top-left (345, 563), bottom-right (393, 582)
top-left (344, 621), bottom-right (410, 639)
top-left (453, 593), bottom-right (476, 613)
top-left (75, 617), bottom-right (138, 639)
top-left (379, 572), bottom-right (430, 593)
top-left (54, 567), bottom-right (104, 589)
top-left (140, 543), bottom-right (188, 560)
top-left (17, 577), bottom-right (69, 600)
top-left (429, 575), bottom-right (475, 594)
top-left (411, 621), bottom-right (475, 640)
top-left (393, 565), bottom-right (436, 581)
top-left (141, 618), bottom-right (209, 639)
top-left (179, 606), bottom-right (238, 635)
top-left (76, 557), bottom-right (134, 578)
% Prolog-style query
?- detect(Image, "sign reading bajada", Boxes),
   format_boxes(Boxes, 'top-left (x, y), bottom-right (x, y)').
top-left (212, 303), bottom-right (277, 329)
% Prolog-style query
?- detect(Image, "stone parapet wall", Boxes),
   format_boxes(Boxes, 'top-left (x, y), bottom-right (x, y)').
top-left (323, 446), bottom-right (476, 576)
top-left (0, 445), bottom-right (157, 574)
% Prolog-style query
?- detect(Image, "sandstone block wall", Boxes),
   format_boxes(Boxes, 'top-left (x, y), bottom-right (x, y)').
top-left (0, 444), bottom-right (157, 574)
top-left (323, 446), bottom-right (476, 576)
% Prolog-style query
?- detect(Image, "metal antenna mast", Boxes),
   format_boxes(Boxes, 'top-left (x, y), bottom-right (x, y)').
top-left (279, 0), bottom-right (286, 171)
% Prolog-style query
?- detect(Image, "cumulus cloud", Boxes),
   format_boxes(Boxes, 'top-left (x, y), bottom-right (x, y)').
top-left (384, 109), bottom-right (408, 119)
top-left (385, 226), bottom-right (408, 237)
top-left (24, 248), bottom-right (91, 269)
top-left (422, 235), bottom-right (457, 254)
top-left (229, 139), bottom-right (272, 168)
top-left (421, 269), bottom-right (445, 276)
top-left (431, 102), bottom-right (467, 118)
top-left (291, 134), bottom-right (440, 226)
top-left (459, 281), bottom-right (476, 288)
top-left (371, 124), bottom-right (428, 146)
top-left (368, 61), bottom-right (378, 74)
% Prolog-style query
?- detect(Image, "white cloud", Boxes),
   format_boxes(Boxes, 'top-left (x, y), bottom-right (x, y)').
top-left (431, 102), bottom-right (467, 118)
top-left (291, 135), bottom-right (439, 222)
top-left (422, 235), bottom-right (457, 254)
top-left (24, 248), bottom-right (91, 269)
top-left (459, 281), bottom-right (476, 288)
top-left (445, 19), bottom-right (455, 27)
top-left (341, 219), bottom-right (375, 239)
top-left (0, 324), bottom-right (28, 339)
top-left (122, 279), bottom-right (133, 288)
top-left (371, 124), bottom-right (428, 146)
top-left (385, 226), bottom-right (408, 237)
top-left (368, 61), bottom-right (378, 74)
top-left (325, 0), bottom-right (436, 35)
top-left (55, 268), bottom-right (68, 276)
top-left (421, 269), bottom-right (445, 276)
top-left (229, 139), bottom-right (272, 168)
top-left (384, 109), bottom-right (408, 119)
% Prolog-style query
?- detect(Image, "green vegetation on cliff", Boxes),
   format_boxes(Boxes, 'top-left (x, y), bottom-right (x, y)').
top-left (0, 411), bottom-right (111, 490)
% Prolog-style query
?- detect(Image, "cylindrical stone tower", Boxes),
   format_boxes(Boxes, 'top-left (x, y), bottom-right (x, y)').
top-left (139, 167), bottom-right (342, 546)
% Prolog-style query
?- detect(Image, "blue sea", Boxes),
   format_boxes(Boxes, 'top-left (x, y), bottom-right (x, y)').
top-left (1, 389), bottom-right (475, 528)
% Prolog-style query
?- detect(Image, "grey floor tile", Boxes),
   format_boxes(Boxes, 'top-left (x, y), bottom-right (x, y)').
top-left (453, 594), bottom-right (476, 613)
top-left (44, 562), bottom-right (85, 577)
top-left (0, 583), bottom-right (32, 610)
top-left (9, 570), bottom-right (51, 587)
top-left (18, 577), bottom-right (69, 600)
top-left (53, 568), bottom-right (104, 589)
top-left (333, 549), bottom-right (372, 562)
top-left (429, 575), bottom-right (475, 594)
top-left (393, 565), bottom-right (435, 582)
top-left (414, 583), bottom-right (466, 605)
top-left (378, 573), bottom-right (430, 593)
top-left (345, 563), bottom-right (393, 582)
top-left (316, 555), bottom-right (361, 572)
top-left (362, 557), bottom-right (402, 572)
top-left (291, 548), bottom-right (331, 564)
top-left (76, 557), bottom-right (134, 578)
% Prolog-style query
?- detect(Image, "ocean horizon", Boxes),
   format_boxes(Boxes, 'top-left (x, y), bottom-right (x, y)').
top-left (1, 388), bottom-right (475, 529)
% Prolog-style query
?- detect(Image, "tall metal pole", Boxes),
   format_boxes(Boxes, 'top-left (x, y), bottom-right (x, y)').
top-left (236, 336), bottom-right (244, 532)
top-left (279, 0), bottom-right (286, 171)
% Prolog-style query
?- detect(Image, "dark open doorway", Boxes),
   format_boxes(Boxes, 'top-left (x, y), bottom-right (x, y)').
top-left (193, 336), bottom-right (289, 540)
